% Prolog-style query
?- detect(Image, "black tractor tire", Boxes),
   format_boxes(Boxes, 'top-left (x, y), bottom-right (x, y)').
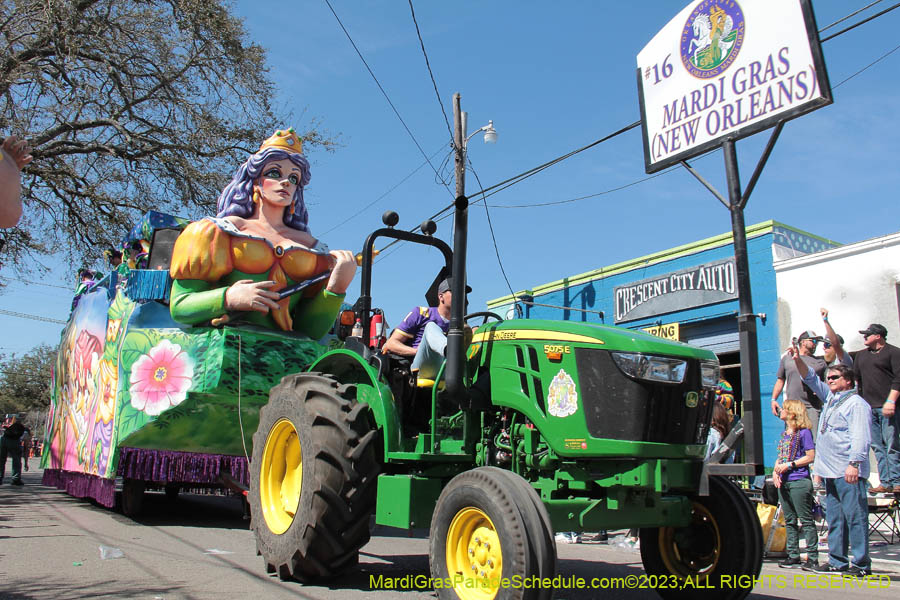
top-left (249, 372), bottom-right (379, 581)
top-left (639, 476), bottom-right (762, 600)
top-left (489, 468), bottom-right (557, 599)
top-left (120, 478), bottom-right (145, 518)
top-left (718, 474), bottom-right (763, 585)
top-left (430, 467), bottom-right (550, 600)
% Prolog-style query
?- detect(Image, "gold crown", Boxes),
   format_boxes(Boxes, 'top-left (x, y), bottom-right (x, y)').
top-left (258, 127), bottom-right (303, 155)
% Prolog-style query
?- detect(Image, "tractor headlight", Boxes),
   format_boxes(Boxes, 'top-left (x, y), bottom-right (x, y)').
top-left (700, 360), bottom-right (720, 388)
top-left (611, 352), bottom-right (687, 384)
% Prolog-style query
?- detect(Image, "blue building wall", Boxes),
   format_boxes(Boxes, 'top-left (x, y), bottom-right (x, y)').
top-left (488, 222), bottom-right (839, 468)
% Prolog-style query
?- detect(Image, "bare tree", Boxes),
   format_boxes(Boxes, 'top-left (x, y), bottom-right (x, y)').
top-left (0, 0), bottom-right (336, 269)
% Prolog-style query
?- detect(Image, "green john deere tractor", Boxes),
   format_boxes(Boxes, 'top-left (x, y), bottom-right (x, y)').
top-left (248, 210), bottom-right (763, 600)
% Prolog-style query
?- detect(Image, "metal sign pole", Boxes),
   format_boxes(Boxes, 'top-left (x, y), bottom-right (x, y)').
top-left (723, 138), bottom-right (764, 475)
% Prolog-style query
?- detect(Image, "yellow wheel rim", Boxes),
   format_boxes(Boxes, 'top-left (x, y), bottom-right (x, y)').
top-left (259, 418), bottom-right (302, 535)
top-left (445, 507), bottom-right (503, 600)
top-left (659, 502), bottom-right (721, 579)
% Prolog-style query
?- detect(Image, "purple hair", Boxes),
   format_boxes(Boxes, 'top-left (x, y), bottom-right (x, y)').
top-left (216, 148), bottom-right (312, 232)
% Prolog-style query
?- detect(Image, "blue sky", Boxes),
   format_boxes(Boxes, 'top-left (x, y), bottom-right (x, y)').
top-left (2, 0), bottom-right (898, 356)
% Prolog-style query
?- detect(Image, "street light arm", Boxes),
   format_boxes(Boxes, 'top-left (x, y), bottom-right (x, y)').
top-left (463, 120), bottom-right (497, 147)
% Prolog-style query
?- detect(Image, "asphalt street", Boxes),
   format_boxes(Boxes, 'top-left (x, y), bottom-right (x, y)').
top-left (1, 467), bottom-right (898, 600)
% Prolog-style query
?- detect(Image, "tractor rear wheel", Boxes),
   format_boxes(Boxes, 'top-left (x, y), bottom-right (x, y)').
top-left (429, 467), bottom-right (551, 600)
top-left (249, 372), bottom-right (379, 581)
top-left (639, 476), bottom-right (762, 600)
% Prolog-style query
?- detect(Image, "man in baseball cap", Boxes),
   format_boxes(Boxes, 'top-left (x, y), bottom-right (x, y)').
top-left (858, 324), bottom-right (888, 338)
top-left (854, 322), bottom-right (900, 494)
top-left (772, 330), bottom-right (827, 434)
top-left (383, 278), bottom-right (472, 380)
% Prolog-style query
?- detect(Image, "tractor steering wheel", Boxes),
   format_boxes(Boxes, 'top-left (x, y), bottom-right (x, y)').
top-left (464, 311), bottom-right (504, 327)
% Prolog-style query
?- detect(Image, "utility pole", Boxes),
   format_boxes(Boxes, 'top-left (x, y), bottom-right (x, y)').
top-left (444, 92), bottom-right (469, 403)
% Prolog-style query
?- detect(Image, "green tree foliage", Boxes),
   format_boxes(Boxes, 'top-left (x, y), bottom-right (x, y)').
top-left (0, 0), bottom-right (336, 268)
top-left (0, 343), bottom-right (54, 428)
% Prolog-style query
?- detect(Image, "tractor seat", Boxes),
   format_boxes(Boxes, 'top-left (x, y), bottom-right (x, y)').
top-left (416, 377), bottom-right (445, 390)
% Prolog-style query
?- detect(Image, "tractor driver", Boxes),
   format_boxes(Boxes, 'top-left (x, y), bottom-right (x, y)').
top-left (382, 278), bottom-right (471, 380)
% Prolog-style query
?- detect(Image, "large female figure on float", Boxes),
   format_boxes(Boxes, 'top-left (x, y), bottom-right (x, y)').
top-left (168, 128), bottom-right (356, 338)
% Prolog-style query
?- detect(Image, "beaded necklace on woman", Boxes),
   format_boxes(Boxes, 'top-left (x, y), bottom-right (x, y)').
top-left (777, 427), bottom-right (800, 464)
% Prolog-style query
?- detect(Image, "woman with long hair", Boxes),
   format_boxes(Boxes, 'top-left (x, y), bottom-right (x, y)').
top-left (705, 401), bottom-right (734, 463)
top-left (773, 398), bottom-right (818, 570)
top-left (169, 128), bottom-right (355, 338)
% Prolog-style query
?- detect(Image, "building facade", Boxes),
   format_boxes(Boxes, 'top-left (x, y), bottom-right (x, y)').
top-left (487, 221), bottom-right (841, 467)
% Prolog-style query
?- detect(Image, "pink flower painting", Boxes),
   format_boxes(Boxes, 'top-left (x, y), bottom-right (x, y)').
top-left (129, 339), bottom-right (194, 416)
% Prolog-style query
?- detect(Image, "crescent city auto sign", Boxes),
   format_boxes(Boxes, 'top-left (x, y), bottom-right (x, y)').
top-left (614, 258), bottom-right (737, 323)
top-left (637, 0), bottom-right (832, 173)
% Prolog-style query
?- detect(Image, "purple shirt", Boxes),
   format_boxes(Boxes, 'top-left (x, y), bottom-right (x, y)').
top-left (778, 428), bottom-right (815, 482)
top-left (396, 306), bottom-right (449, 348)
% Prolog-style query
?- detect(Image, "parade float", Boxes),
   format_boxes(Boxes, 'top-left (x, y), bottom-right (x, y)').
top-left (41, 129), bottom-right (354, 514)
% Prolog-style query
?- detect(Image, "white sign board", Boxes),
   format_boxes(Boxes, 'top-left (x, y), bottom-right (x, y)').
top-left (637, 0), bottom-right (831, 173)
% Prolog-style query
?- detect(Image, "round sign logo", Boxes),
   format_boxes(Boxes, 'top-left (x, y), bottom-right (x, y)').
top-left (680, 0), bottom-right (745, 79)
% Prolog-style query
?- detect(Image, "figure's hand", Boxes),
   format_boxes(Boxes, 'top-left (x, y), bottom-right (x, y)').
top-left (771, 399), bottom-right (781, 417)
top-left (773, 472), bottom-right (782, 489)
top-left (786, 343), bottom-right (798, 358)
top-left (820, 307), bottom-right (829, 320)
top-left (326, 250), bottom-right (356, 295)
top-left (844, 464), bottom-right (859, 484)
top-left (773, 462), bottom-right (787, 475)
top-left (2, 135), bottom-right (33, 171)
top-left (224, 279), bottom-right (280, 313)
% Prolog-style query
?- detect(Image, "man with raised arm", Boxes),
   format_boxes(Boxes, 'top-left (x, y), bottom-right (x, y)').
top-left (789, 341), bottom-right (871, 576)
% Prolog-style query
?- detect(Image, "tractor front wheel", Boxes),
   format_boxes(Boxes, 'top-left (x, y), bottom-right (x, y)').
top-left (430, 467), bottom-right (552, 600)
top-left (249, 373), bottom-right (379, 581)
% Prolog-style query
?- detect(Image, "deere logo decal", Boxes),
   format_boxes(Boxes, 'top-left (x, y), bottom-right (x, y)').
top-left (680, 0), bottom-right (745, 79)
top-left (685, 391), bottom-right (699, 408)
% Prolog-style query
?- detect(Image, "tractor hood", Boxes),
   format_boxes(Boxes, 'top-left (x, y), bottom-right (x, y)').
top-left (470, 319), bottom-right (717, 361)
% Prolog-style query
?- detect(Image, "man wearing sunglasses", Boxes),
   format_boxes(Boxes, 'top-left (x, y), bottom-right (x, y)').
top-left (853, 323), bottom-right (900, 495)
top-left (790, 345), bottom-right (871, 576)
top-left (772, 330), bottom-right (827, 437)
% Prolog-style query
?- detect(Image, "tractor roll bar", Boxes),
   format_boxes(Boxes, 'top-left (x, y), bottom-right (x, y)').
top-left (357, 222), bottom-right (453, 346)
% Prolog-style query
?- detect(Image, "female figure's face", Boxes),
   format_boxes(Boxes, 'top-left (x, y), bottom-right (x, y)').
top-left (255, 158), bottom-right (302, 209)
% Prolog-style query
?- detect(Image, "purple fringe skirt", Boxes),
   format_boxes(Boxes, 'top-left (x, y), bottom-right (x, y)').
top-left (42, 469), bottom-right (117, 508)
top-left (116, 447), bottom-right (249, 487)
top-left (42, 449), bottom-right (249, 507)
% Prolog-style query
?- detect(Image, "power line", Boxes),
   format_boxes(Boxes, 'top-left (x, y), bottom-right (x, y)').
top-left (0, 308), bottom-right (67, 325)
top-left (491, 165), bottom-right (679, 209)
top-left (323, 0), bottom-right (453, 195)
top-left (831, 43), bottom-right (900, 88)
top-left (0, 276), bottom-right (71, 290)
top-left (365, 2), bottom-right (898, 263)
top-left (408, 0), bottom-right (453, 140)
top-left (819, 0), bottom-right (884, 32)
top-left (318, 143), bottom-right (449, 236)
top-left (820, 1), bottom-right (899, 42)
top-left (467, 159), bottom-right (517, 302)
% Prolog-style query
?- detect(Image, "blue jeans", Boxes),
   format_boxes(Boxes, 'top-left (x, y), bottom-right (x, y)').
top-left (824, 477), bottom-right (870, 570)
top-left (410, 322), bottom-right (447, 380)
top-left (870, 407), bottom-right (900, 487)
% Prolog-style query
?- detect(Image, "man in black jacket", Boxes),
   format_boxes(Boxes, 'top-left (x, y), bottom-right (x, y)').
top-left (853, 324), bottom-right (900, 494)
top-left (0, 414), bottom-right (26, 485)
